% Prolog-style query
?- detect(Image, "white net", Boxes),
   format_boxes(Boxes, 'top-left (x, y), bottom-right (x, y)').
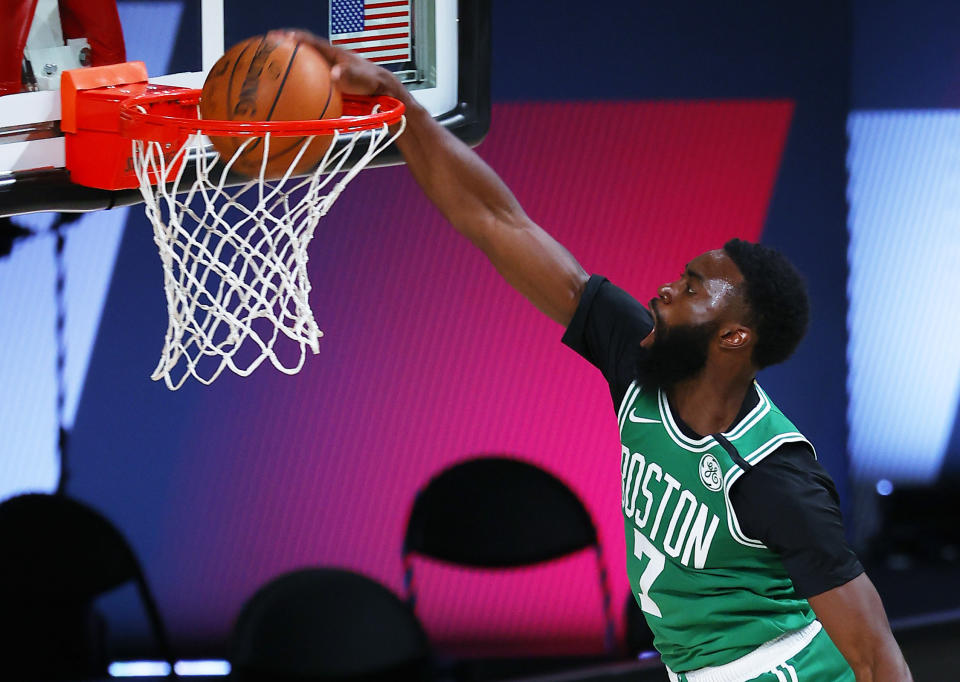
top-left (130, 115), bottom-right (405, 390)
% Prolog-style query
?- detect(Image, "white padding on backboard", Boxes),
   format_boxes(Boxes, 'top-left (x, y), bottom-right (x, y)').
top-left (0, 89), bottom-right (61, 127)
top-left (413, 0), bottom-right (458, 117)
top-left (201, 0), bottom-right (224, 74)
top-left (0, 138), bottom-right (65, 174)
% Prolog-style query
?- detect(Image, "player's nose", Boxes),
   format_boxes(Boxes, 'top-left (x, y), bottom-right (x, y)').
top-left (657, 283), bottom-right (673, 304)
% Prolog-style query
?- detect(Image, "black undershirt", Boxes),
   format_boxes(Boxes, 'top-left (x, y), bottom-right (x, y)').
top-left (562, 275), bottom-right (863, 598)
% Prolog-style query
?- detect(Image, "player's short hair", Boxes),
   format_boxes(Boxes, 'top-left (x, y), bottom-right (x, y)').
top-left (722, 238), bottom-right (810, 369)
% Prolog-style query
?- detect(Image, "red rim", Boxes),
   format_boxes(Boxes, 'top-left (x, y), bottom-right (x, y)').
top-left (119, 88), bottom-right (405, 140)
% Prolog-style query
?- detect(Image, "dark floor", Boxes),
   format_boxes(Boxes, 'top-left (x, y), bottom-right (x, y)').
top-left (42, 559), bottom-right (960, 682)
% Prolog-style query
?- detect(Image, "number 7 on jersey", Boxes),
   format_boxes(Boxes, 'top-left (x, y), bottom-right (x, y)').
top-left (634, 528), bottom-right (665, 617)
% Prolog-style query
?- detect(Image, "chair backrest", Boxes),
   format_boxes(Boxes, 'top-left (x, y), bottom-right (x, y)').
top-left (0, 493), bottom-right (174, 677)
top-left (230, 567), bottom-right (430, 681)
top-left (402, 456), bottom-right (615, 652)
top-left (0, 493), bottom-right (138, 601)
top-left (404, 456), bottom-right (597, 567)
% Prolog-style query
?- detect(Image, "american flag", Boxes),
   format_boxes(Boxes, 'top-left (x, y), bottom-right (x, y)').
top-left (329, 0), bottom-right (412, 65)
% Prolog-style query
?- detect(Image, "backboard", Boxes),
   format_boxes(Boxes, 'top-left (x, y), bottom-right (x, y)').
top-left (0, 0), bottom-right (489, 217)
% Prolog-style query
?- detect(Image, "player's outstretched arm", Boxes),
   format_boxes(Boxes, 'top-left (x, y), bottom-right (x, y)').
top-left (808, 573), bottom-right (912, 681)
top-left (285, 31), bottom-right (588, 327)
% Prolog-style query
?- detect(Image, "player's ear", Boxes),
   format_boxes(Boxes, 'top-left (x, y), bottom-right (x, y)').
top-left (718, 325), bottom-right (751, 350)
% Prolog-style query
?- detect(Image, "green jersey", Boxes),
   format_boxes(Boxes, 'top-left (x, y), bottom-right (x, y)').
top-left (619, 379), bottom-right (816, 672)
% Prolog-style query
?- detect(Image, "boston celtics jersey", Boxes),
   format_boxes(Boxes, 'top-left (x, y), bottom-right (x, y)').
top-left (619, 380), bottom-right (816, 672)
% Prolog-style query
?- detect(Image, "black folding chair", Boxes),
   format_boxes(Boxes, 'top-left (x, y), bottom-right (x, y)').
top-left (230, 567), bottom-right (431, 681)
top-left (0, 492), bottom-right (174, 680)
top-left (403, 456), bottom-right (616, 654)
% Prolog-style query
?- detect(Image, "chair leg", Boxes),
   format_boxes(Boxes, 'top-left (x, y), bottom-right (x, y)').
top-left (595, 544), bottom-right (616, 654)
top-left (135, 574), bottom-right (177, 676)
top-left (404, 554), bottom-right (418, 610)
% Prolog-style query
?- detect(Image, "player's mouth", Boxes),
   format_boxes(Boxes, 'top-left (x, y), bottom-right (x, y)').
top-left (641, 298), bottom-right (659, 348)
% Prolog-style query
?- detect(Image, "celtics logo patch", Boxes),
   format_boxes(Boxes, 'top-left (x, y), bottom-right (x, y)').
top-left (699, 453), bottom-right (722, 492)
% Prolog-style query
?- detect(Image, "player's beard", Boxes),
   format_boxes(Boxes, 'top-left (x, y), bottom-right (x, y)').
top-left (637, 318), bottom-right (718, 390)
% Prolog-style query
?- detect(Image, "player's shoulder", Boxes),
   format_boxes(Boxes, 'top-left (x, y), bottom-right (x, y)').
top-left (595, 276), bottom-right (650, 313)
top-left (759, 439), bottom-right (818, 471)
top-left (745, 439), bottom-right (840, 503)
top-left (566, 275), bottom-right (652, 341)
top-left (579, 275), bottom-right (652, 331)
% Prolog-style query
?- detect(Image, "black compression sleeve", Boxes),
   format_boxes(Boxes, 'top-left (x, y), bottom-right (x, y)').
top-left (730, 443), bottom-right (863, 598)
top-left (562, 275), bottom-right (653, 406)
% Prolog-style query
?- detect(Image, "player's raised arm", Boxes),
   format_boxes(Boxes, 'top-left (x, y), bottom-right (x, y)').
top-left (287, 31), bottom-right (588, 327)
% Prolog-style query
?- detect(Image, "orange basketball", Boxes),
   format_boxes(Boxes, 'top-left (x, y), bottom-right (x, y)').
top-left (199, 33), bottom-right (342, 178)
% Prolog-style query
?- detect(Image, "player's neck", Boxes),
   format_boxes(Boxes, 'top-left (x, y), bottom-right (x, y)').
top-left (665, 368), bottom-right (755, 437)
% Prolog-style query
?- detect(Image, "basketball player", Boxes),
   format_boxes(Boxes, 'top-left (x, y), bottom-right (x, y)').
top-left (290, 32), bottom-right (913, 681)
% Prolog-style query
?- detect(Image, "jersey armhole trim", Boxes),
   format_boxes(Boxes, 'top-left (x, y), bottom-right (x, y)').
top-left (722, 433), bottom-right (812, 548)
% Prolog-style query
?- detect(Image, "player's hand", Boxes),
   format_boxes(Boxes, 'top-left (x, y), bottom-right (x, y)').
top-left (273, 29), bottom-right (402, 100)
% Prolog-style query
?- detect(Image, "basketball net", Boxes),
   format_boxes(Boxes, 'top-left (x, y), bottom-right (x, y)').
top-left (131, 116), bottom-right (405, 390)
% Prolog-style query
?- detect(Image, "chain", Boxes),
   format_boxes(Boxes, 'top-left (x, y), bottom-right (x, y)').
top-left (53, 218), bottom-right (69, 494)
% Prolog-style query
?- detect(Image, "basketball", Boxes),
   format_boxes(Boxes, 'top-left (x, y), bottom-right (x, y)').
top-left (199, 33), bottom-right (342, 178)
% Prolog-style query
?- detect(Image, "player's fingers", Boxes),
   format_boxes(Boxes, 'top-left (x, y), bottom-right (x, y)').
top-left (330, 62), bottom-right (382, 96)
top-left (272, 28), bottom-right (317, 46)
top-left (273, 29), bottom-right (385, 96)
top-left (305, 35), bottom-right (341, 64)
top-left (276, 29), bottom-right (339, 63)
